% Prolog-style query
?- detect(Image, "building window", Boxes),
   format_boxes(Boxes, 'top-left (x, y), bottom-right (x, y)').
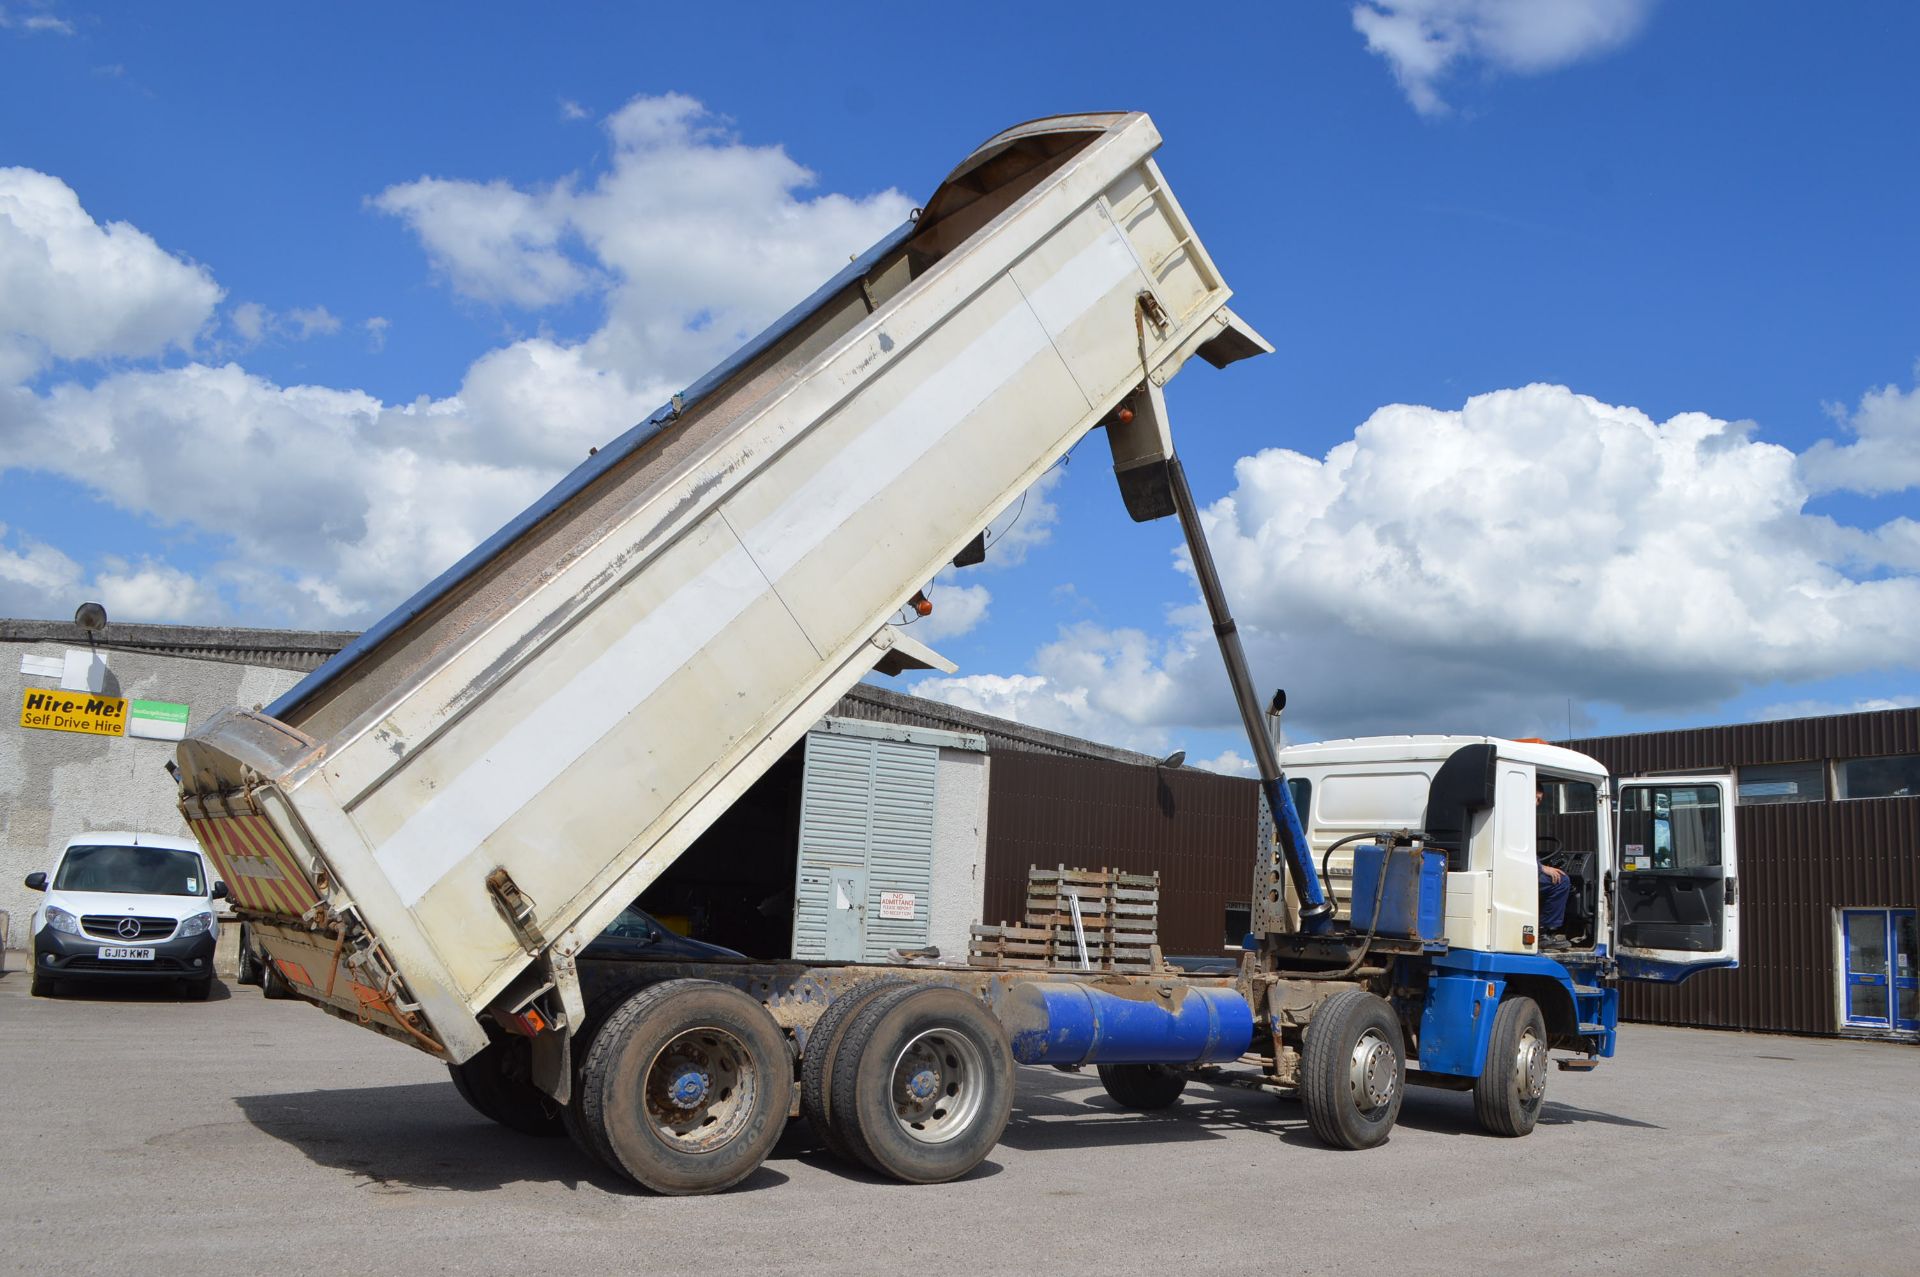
top-left (1224, 902), bottom-right (1251, 948)
top-left (1834, 755), bottom-right (1920, 800)
top-left (1738, 761), bottom-right (1827, 805)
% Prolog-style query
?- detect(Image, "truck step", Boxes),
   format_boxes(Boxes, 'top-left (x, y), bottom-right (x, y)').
top-left (1556, 1057), bottom-right (1600, 1072)
top-left (1577, 1022), bottom-right (1609, 1035)
top-left (1573, 985), bottom-right (1603, 996)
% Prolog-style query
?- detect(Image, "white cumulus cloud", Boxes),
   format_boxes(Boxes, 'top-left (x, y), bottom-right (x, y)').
top-left (1353, 0), bottom-right (1654, 116)
top-left (0, 96), bottom-right (917, 630)
top-left (922, 382), bottom-right (1920, 744)
top-left (1800, 371), bottom-right (1920, 496)
top-left (0, 167), bottom-right (222, 379)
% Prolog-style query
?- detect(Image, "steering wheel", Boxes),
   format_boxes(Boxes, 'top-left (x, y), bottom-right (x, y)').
top-left (1535, 833), bottom-right (1562, 860)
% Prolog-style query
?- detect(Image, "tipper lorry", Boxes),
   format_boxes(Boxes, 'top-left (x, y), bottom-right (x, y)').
top-left (170, 112), bottom-right (1740, 1195)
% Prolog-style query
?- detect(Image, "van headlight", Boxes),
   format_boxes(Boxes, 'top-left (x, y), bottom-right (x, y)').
top-left (45, 906), bottom-right (81, 935)
top-left (177, 912), bottom-right (215, 938)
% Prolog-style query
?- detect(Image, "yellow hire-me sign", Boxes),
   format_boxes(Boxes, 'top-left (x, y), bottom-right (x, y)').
top-left (19, 688), bottom-right (128, 736)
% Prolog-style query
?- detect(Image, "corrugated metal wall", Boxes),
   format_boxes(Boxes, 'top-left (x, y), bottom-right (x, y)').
top-left (983, 752), bottom-right (1258, 955)
top-left (793, 731), bottom-right (937, 961)
top-left (1563, 708), bottom-right (1920, 1036)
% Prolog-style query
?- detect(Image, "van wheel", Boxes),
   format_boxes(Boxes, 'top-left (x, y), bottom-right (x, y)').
top-left (1474, 996), bottom-right (1548, 1137)
top-left (1096, 1063), bottom-right (1188, 1110)
top-left (578, 980), bottom-right (791, 1195)
top-left (448, 1041), bottom-right (567, 1137)
top-left (30, 967), bottom-right (57, 998)
top-left (829, 985), bottom-right (1014, 1184)
top-left (1301, 989), bottom-right (1404, 1150)
top-left (800, 979), bottom-right (912, 1161)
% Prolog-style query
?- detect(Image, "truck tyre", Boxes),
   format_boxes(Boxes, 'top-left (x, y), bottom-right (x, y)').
top-left (448, 1041), bottom-right (567, 1138)
top-left (235, 926), bottom-right (262, 986)
top-left (1301, 989), bottom-right (1404, 1150)
top-left (800, 978), bottom-right (912, 1162)
top-left (562, 977), bottom-right (656, 1171)
top-left (578, 979), bottom-right (792, 1195)
top-left (1473, 996), bottom-right (1548, 1137)
top-left (1096, 1064), bottom-right (1188, 1110)
top-left (829, 985), bottom-right (1014, 1184)
top-left (260, 956), bottom-right (297, 1000)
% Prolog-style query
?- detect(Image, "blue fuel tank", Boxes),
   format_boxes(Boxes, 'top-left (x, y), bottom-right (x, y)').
top-left (1350, 843), bottom-right (1446, 943)
top-left (999, 981), bottom-right (1255, 1066)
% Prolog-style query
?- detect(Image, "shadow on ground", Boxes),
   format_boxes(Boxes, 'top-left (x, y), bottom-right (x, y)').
top-left (236, 1082), bottom-right (787, 1196)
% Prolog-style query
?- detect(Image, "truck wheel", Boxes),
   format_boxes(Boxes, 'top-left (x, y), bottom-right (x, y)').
top-left (1473, 996), bottom-right (1548, 1137)
top-left (1301, 989), bottom-right (1404, 1150)
top-left (260, 958), bottom-right (296, 1000)
top-left (800, 978), bottom-right (911, 1161)
top-left (448, 1041), bottom-right (567, 1137)
top-left (578, 979), bottom-right (792, 1195)
top-left (562, 978), bottom-right (655, 1171)
top-left (235, 927), bottom-right (261, 986)
top-left (1096, 1064), bottom-right (1188, 1110)
top-left (829, 985), bottom-right (1014, 1184)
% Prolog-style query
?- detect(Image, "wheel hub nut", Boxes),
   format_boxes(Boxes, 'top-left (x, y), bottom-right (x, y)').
top-left (668, 1068), bottom-right (711, 1109)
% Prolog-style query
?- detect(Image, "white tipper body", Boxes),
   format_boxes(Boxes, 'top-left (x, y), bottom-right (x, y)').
top-left (174, 113), bottom-right (1270, 1061)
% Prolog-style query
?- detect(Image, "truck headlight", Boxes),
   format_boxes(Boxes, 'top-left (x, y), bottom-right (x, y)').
top-left (177, 912), bottom-right (215, 938)
top-left (45, 905), bottom-right (81, 935)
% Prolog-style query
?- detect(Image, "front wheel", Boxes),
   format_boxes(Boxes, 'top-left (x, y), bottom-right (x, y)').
top-left (1473, 996), bottom-right (1548, 1137)
top-left (1300, 989), bottom-right (1404, 1150)
top-left (30, 965), bottom-right (57, 998)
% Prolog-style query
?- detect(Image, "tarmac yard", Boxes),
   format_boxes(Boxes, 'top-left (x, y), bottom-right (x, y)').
top-left (2, 969), bottom-right (1913, 1276)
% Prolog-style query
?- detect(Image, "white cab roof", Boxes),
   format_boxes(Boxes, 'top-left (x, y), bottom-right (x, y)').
top-left (1278, 734), bottom-right (1606, 780)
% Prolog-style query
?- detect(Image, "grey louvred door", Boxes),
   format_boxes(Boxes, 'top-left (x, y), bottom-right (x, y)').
top-left (793, 730), bottom-right (937, 961)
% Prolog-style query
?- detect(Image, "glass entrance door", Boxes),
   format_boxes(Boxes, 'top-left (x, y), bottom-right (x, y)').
top-left (1841, 909), bottom-right (1919, 1033)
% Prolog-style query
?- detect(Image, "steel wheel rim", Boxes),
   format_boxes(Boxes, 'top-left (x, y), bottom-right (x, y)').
top-left (1348, 1027), bottom-right (1398, 1113)
top-left (890, 1027), bottom-right (986, 1144)
top-left (643, 1026), bottom-right (756, 1152)
top-left (1514, 1027), bottom-right (1547, 1105)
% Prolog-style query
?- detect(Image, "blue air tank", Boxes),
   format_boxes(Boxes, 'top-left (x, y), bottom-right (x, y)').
top-left (999, 981), bottom-right (1255, 1066)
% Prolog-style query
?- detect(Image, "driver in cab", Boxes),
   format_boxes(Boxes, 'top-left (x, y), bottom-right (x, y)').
top-left (1535, 785), bottom-right (1571, 951)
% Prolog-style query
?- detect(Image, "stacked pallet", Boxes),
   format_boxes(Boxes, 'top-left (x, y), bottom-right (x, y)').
top-left (968, 865), bottom-right (1160, 973)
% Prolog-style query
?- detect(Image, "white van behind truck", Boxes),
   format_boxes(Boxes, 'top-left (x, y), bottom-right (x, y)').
top-left (22, 831), bottom-right (228, 999)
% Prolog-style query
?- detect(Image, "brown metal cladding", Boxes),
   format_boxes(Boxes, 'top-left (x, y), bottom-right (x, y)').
top-left (984, 751), bottom-right (1257, 956)
top-left (1561, 707), bottom-right (1920, 1036)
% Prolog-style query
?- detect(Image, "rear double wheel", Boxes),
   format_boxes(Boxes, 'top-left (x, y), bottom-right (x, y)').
top-left (800, 978), bottom-right (911, 1161)
top-left (576, 979), bottom-right (792, 1195)
top-left (828, 985), bottom-right (1014, 1184)
top-left (1300, 989), bottom-right (1405, 1150)
top-left (448, 1039), bottom-right (567, 1138)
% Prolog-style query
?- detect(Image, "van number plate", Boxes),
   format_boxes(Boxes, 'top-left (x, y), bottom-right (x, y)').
top-left (97, 946), bottom-right (155, 961)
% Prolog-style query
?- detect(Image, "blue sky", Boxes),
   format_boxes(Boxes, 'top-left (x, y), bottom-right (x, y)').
top-left (3, 1), bottom-right (1917, 766)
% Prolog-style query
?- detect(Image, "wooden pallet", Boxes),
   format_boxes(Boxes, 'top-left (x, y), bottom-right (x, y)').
top-left (968, 865), bottom-right (1161, 973)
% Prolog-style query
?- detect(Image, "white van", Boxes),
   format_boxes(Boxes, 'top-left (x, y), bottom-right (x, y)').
top-left (23, 831), bottom-right (228, 999)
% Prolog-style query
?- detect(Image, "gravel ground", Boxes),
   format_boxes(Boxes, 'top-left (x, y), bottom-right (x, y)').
top-left (2, 966), bottom-right (1914, 1276)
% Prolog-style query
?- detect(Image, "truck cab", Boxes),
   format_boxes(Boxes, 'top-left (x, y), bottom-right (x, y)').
top-left (1274, 735), bottom-right (1741, 982)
